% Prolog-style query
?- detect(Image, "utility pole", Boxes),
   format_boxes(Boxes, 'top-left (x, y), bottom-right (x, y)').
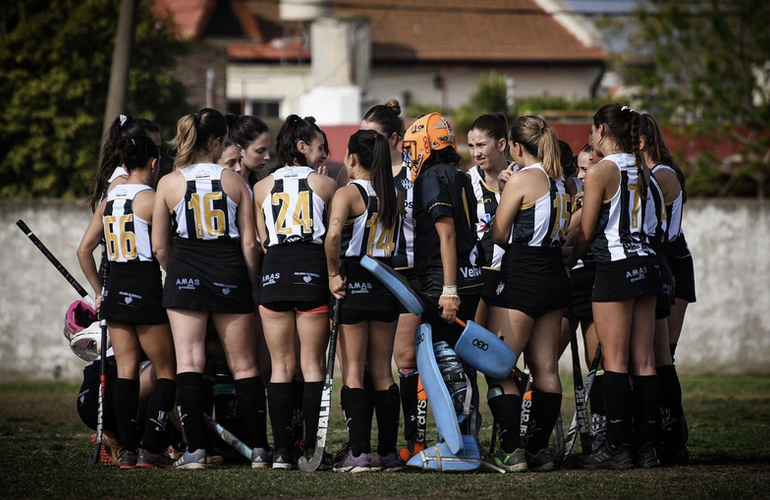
top-left (102, 0), bottom-right (138, 136)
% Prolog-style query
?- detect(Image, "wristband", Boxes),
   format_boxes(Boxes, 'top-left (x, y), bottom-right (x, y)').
top-left (441, 285), bottom-right (458, 297)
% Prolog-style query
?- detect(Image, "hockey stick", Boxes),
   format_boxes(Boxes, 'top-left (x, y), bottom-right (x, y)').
top-left (298, 297), bottom-right (341, 472)
top-left (202, 413), bottom-right (253, 461)
top-left (87, 251), bottom-right (109, 466)
top-left (563, 344), bottom-right (602, 460)
top-left (570, 325), bottom-right (591, 456)
top-left (16, 219), bottom-right (96, 307)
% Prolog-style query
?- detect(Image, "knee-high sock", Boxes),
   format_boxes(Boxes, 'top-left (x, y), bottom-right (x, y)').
top-left (374, 384), bottom-right (400, 455)
top-left (267, 382), bottom-right (294, 451)
top-left (291, 378), bottom-right (304, 443)
top-left (490, 393), bottom-right (522, 454)
top-left (141, 378), bottom-right (175, 453)
top-left (302, 381), bottom-right (324, 451)
top-left (632, 374), bottom-right (660, 448)
top-left (603, 371), bottom-right (632, 448)
top-left (341, 386), bottom-right (370, 456)
top-left (176, 372), bottom-right (206, 453)
top-left (399, 369), bottom-right (418, 443)
top-left (114, 378), bottom-right (140, 451)
top-left (235, 377), bottom-right (269, 449)
top-left (525, 392), bottom-right (562, 454)
top-left (590, 371), bottom-right (606, 439)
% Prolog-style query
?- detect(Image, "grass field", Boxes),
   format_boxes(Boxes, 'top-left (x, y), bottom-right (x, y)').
top-left (1, 377), bottom-right (769, 499)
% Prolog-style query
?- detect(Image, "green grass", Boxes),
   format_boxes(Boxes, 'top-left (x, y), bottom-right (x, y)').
top-left (1, 378), bottom-right (769, 499)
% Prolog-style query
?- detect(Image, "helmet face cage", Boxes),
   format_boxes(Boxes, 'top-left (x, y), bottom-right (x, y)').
top-left (403, 113), bottom-right (455, 182)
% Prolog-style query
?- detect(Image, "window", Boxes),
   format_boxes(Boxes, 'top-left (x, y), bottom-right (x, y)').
top-left (227, 100), bottom-right (280, 118)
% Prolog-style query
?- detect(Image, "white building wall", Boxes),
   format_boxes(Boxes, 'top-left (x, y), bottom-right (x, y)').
top-left (227, 64), bottom-right (313, 118)
top-left (2, 199), bottom-right (769, 382)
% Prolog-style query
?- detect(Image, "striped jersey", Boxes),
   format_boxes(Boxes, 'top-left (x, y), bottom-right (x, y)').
top-left (339, 180), bottom-right (401, 259)
top-left (569, 177), bottom-right (595, 271)
top-left (103, 184), bottom-right (154, 262)
top-left (507, 164), bottom-right (571, 248)
top-left (392, 163), bottom-right (415, 269)
top-left (651, 164), bottom-right (684, 243)
top-left (100, 166), bottom-right (129, 203)
top-left (262, 166), bottom-right (326, 247)
top-left (172, 163), bottom-right (240, 240)
top-left (469, 165), bottom-right (505, 269)
top-left (589, 153), bottom-right (655, 262)
top-left (644, 172), bottom-right (667, 246)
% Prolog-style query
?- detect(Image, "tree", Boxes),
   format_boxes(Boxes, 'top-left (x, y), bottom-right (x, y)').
top-left (0, 0), bottom-right (192, 199)
top-left (623, 0), bottom-right (770, 197)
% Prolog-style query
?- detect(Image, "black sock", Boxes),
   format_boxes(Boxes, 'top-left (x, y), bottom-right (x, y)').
top-left (141, 378), bottom-right (175, 453)
top-left (632, 374), bottom-right (660, 449)
top-left (176, 372), bottom-right (206, 453)
top-left (669, 343), bottom-right (678, 363)
top-left (657, 365), bottom-right (683, 447)
top-left (490, 393), bottom-right (521, 453)
top-left (267, 382), bottom-right (294, 451)
top-left (399, 369), bottom-right (419, 443)
top-left (235, 377), bottom-right (269, 449)
top-left (341, 386), bottom-right (370, 455)
top-left (363, 370), bottom-right (375, 436)
top-left (113, 378), bottom-right (140, 451)
top-left (291, 379), bottom-right (304, 443)
top-left (303, 381), bottom-right (324, 451)
top-left (525, 392), bottom-right (562, 454)
top-left (590, 372), bottom-right (606, 439)
top-left (214, 375), bottom-right (243, 444)
top-left (603, 371), bottom-right (632, 448)
top-left (374, 384), bottom-right (400, 455)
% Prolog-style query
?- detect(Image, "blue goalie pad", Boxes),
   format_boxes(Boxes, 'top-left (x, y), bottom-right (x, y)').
top-left (406, 435), bottom-right (481, 472)
top-left (454, 320), bottom-right (517, 380)
top-left (360, 255), bottom-right (424, 315)
top-left (415, 323), bottom-right (463, 454)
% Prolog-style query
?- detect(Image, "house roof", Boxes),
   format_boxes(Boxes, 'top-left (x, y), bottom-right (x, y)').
top-left (154, 0), bottom-right (606, 64)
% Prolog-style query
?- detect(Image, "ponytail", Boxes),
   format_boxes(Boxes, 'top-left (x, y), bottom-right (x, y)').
top-left (347, 129), bottom-right (397, 230)
top-left (510, 115), bottom-right (562, 180)
top-left (639, 113), bottom-right (688, 203)
top-left (170, 108), bottom-right (228, 170)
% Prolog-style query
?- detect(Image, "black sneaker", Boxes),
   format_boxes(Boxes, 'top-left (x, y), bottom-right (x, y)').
top-left (526, 449), bottom-right (556, 472)
top-left (633, 443), bottom-right (659, 468)
top-left (271, 448), bottom-right (293, 470)
top-left (117, 448), bottom-right (137, 470)
top-left (136, 448), bottom-right (174, 468)
top-left (579, 443), bottom-right (633, 470)
top-left (333, 442), bottom-right (351, 464)
top-left (304, 448), bottom-right (334, 471)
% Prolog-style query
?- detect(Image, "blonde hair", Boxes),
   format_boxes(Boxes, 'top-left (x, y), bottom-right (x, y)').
top-left (509, 115), bottom-right (562, 180)
top-left (169, 108), bottom-right (228, 169)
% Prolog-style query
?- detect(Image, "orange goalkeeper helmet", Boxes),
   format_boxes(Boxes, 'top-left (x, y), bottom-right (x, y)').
top-left (403, 112), bottom-right (456, 182)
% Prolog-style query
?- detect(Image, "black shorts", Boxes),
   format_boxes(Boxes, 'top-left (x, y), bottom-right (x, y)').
top-left (422, 294), bottom-right (481, 347)
top-left (480, 267), bottom-right (504, 308)
top-left (592, 256), bottom-right (662, 302)
top-left (102, 261), bottom-right (167, 324)
top-left (260, 243), bottom-right (329, 306)
top-left (336, 257), bottom-right (400, 325)
top-left (395, 267), bottom-right (423, 315)
top-left (77, 356), bottom-right (118, 431)
top-left (493, 245), bottom-right (570, 319)
top-left (568, 264), bottom-right (595, 322)
top-left (668, 254), bottom-right (696, 303)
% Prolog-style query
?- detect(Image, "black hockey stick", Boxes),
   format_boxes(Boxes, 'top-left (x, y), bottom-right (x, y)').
top-left (298, 297), bottom-right (341, 472)
top-left (16, 219), bottom-right (96, 307)
top-left (87, 251), bottom-right (109, 466)
top-left (570, 325), bottom-right (591, 455)
top-left (563, 343), bottom-right (602, 460)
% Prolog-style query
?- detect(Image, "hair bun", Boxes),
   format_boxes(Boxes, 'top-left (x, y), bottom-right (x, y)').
top-left (385, 99), bottom-right (401, 116)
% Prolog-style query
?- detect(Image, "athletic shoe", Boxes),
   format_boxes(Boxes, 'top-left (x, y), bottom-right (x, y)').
top-left (633, 443), bottom-right (659, 469)
top-left (136, 448), bottom-right (174, 468)
top-left (334, 442), bottom-right (351, 464)
top-left (370, 452), bottom-right (404, 472)
top-left (303, 449), bottom-right (334, 471)
top-left (333, 449), bottom-right (371, 473)
top-left (579, 443), bottom-right (633, 470)
top-left (271, 448), bottom-right (293, 470)
top-left (117, 448), bottom-right (137, 470)
top-left (251, 447), bottom-right (272, 469)
top-left (526, 449), bottom-right (556, 472)
top-left (398, 441), bottom-right (426, 462)
top-left (91, 433), bottom-right (117, 466)
top-left (173, 448), bottom-right (207, 470)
